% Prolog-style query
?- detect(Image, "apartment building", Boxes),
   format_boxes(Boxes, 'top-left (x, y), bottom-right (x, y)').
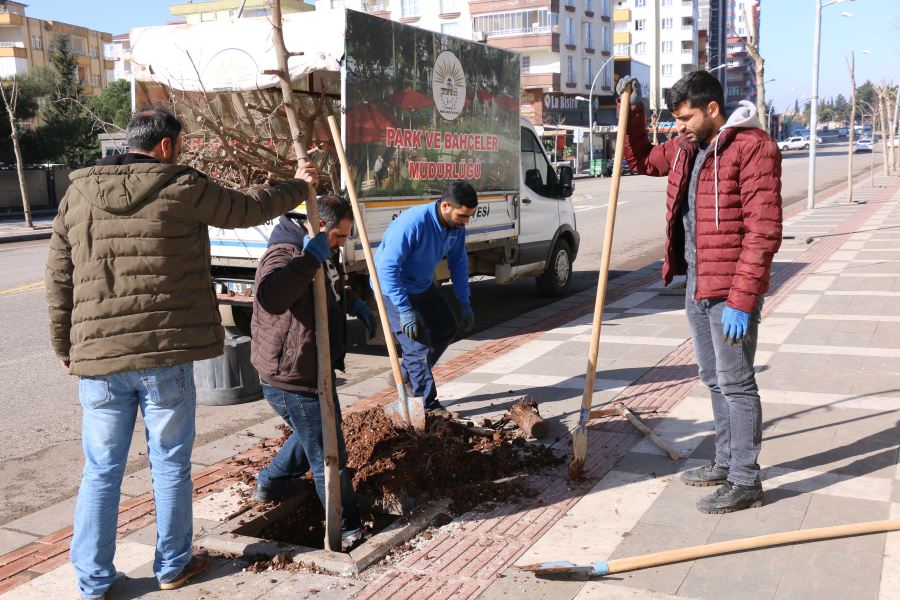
top-left (0, 1), bottom-right (113, 95)
top-left (612, 0), bottom-right (699, 112)
top-left (170, 0), bottom-right (313, 24)
top-left (723, 0), bottom-right (757, 113)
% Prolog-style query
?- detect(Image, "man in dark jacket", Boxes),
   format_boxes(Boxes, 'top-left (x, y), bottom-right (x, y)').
top-left (45, 108), bottom-right (318, 599)
top-left (617, 72), bottom-right (782, 513)
top-left (250, 194), bottom-right (374, 547)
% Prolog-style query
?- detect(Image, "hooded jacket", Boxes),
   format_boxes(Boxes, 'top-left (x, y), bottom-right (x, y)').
top-left (249, 214), bottom-right (352, 393)
top-left (45, 154), bottom-right (307, 376)
top-left (622, 100), bottom-right (783, 312)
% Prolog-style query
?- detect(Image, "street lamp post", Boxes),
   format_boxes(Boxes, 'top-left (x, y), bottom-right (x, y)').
top-left (577, 54), bottom-right (617, 177)
top-left (808, 0), bottom-right (854, 210)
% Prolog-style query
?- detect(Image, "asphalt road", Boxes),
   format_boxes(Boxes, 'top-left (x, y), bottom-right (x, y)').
top-left (0, 141), bottom-right (885, 524)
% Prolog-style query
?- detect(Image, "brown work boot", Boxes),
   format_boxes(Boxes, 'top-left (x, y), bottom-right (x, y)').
top-left (159, 551), bottom-right (210, 591)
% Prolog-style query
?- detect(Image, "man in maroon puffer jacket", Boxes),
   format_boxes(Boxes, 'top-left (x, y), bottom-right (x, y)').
top-left (617, 71), bottom-right (782, 513)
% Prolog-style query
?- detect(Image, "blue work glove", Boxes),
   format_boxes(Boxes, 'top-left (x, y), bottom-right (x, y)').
top-left (302, 232), bottom-right (329, 263)
top-left (459, 304), bottom-right (475, 333)
top-left (721, 306), bottom-right (750, 345)
top-left (615, 76), bottom-right (642, 105)
top-left (399, 309), bottom-right (419, 341)
top-left (349, 298), bottom-right (377, 338)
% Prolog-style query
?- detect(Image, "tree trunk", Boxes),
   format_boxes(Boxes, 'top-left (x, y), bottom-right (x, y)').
top-left (845, 53), bottom-right (855, 204)
top-left (743, 4), bottom-right (766, 126)
top-left (870, 109), bottom-right (877, 187)
top-left (745, 43), bottom-right (766, 126)
top-left (880, 92), bottom-right (890, 176)
top-left (1, 81), bottom-right (32, 228)
top-left (270, 0), bottom-right (342, 553)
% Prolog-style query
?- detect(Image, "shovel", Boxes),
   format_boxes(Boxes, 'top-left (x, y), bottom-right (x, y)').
top-left (569, 82), bottom-right (633, 479)
top-left (326, 115), bottom-right (426, 431)
top-left (519, 518), bottom-right (900, 578)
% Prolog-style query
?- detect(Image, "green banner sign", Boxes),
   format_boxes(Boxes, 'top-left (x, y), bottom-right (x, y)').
top-left (343, 9), bottom-right (520, 198)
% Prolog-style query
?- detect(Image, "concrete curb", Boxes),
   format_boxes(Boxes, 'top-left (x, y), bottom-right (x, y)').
top-left (0, 230), bottom-right (52, 244)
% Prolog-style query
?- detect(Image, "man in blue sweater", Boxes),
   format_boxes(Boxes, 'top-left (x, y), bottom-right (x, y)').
top-left (374, 180), bottom-right (478, 418)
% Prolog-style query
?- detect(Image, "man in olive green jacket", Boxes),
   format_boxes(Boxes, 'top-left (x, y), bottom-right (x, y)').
top-left (45, 108), bottom-right (319, 600)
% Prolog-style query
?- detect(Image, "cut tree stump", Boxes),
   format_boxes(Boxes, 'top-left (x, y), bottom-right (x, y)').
top-left (506, 396), bottom-right (549, 439)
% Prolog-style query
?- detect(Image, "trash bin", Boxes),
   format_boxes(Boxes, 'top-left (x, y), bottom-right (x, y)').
top-left (193, 335), bottom-right (263, 406)
top-left (590, 158), bottom-right (603, 177)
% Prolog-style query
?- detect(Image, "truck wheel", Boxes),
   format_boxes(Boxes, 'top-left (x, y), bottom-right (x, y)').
top-left (536, 239), bottom-right (573, 297)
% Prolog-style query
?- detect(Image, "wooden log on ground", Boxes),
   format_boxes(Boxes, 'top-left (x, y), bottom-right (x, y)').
top-left (613, 402), bottom-right (682, 461)
top-left (506, 397), bottom-right (549, 439)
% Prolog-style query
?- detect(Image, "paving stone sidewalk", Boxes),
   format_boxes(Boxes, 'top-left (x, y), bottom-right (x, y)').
top-left (0, 217), bottom-right (53, 244)
top-left (1, 174), bottom-right (898, 599)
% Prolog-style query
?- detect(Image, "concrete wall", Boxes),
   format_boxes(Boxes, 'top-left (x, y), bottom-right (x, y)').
top-left (0, 168), bottom-right (71, 213)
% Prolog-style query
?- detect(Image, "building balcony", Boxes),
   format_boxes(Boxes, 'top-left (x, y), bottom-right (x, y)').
top-left (613, 31), bottom-right (630, 45)
top-left (486, 29), bottom-right (560, 52)
top-left (0, 44), bottom-right (26, 59)
top-left (469, 0), bottom-right (556, 16)
top-left (613, 8), bottom-right (630, 22)
top-left (0, 12), bottom-right (24, 26)
top-left (522, 71), bottom-right (560, 90)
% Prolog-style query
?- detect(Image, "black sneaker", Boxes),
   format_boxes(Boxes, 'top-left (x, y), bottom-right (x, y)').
top-left (425, 401), bottom-right (458, 420)
top-left (680, 462), bottom-right (729, 487)
top-left (252, 478), bottom-right (305, 503)
top-left (697, 481), bottom-right (764, 514)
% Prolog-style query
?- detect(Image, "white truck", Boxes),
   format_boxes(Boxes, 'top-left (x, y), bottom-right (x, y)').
top-left (130, 9), bottom-right (579, 338)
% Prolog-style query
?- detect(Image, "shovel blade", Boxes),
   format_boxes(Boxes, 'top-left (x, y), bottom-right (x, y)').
top-left (519, 561), bottom-right (593, 577)
top-left (518, 560), bottom-right (608, 578)
top-left (383, 394), bottom-right (427, 431)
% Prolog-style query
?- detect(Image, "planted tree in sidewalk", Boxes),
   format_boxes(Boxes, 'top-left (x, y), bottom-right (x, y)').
top-left (0, 76), bottom-right (33, 227)
top-left (743, 3), bottom-right (767, 126)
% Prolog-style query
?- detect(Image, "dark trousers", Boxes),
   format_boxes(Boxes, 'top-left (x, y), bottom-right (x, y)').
top-left (685, 268), bottom-right (764, 486)
top-left (383, 284), bottom-right (459, 408)
top-left (256, 382), bottom-right (362, 533)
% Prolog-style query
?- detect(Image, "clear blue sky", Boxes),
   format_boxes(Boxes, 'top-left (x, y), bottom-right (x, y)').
top-left (760, 0), bottom-right (900, 112)
top-left (24, 0), bottom-right (900, 112)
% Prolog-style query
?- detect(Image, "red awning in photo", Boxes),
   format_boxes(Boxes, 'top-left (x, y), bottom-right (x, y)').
top-left (345, 102), bottom-right (395, 144)
top-left (387, 87), bottom-right (433, 110)
top-left (495, 94), bottom-right (518, 111)
top-left (476, 88), bottom-right (494, 104)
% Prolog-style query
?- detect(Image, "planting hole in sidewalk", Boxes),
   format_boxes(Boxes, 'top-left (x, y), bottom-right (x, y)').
top-left (200, 407), bottom-right (563, 574)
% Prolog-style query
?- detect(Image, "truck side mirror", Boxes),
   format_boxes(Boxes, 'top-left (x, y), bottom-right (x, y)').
top-left (557, 165), bottom-right (574, 198)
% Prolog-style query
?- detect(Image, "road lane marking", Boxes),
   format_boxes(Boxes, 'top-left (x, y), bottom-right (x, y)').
top-left (575, 200), bottom-right (630, 212)
top-left (0, 281), bottom-right (44, 296)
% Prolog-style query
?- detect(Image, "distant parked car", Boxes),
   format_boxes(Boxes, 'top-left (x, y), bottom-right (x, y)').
top-left (853, 138), bottom-right (873, 153)
top-left (604, 160), bottom-right (632, 177)
top-left (778, 136), bottom-right (810, 151)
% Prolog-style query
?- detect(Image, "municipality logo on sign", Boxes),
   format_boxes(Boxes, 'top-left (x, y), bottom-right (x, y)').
top-left (433, 50), bottom-right (466, 121)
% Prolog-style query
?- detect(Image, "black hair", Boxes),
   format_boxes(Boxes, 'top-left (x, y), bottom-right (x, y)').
top-left (441, 180), bottom-right (478, 209)
top-left (125, 108), bottom-right (183, 152)
top-left (666, 70), bottom-right (726, 115)
top-left (318, 194), bottom-right (353, 230)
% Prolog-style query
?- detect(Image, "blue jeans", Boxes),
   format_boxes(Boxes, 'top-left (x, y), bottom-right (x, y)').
top-left (256, 383), bottom-right (362, 533)
top-left (383, 284), bottom-right (459, 408)
top-left (685, 269), bottom-right (764, 486)
top-left (71, 363), bottom-right (196, 600)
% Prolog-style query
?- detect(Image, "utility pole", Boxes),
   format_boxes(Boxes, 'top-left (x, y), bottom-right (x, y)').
top-left (845, 51), bottom-right (855, 204)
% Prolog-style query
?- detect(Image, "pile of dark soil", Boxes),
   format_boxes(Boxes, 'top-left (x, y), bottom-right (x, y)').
top-left (343, 409), bottom-right (562, 511)
top-left (232, 407), bottom-right (563, 555)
